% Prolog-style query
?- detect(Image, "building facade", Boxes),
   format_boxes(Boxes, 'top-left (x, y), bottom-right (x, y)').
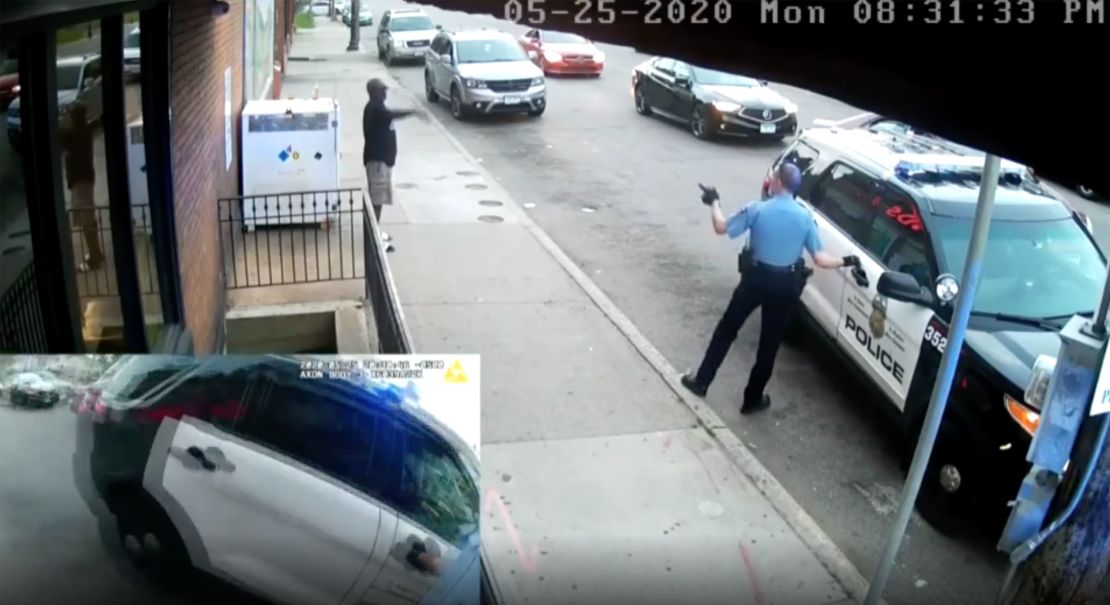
top-left (0, 0), bottom-right (298, 354)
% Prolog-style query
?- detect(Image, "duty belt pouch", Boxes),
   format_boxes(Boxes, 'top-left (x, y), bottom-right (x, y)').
top-left (738, 249), bottom-right (755, 274)
top-left (793, 259), bottom-right (812, 296)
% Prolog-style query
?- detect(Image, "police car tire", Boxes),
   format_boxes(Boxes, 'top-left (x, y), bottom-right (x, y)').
top-left (116, 500), bottom-right (193, 587)
top-left (913, 420), bottom-right (981, 537)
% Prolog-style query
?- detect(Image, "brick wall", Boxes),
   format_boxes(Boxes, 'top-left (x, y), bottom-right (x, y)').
top-left (169, 0), bottom-right (244, 353)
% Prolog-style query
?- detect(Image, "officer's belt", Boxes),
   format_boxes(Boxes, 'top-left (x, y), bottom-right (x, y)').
top-left (752, 260), bottom-right (802, 274)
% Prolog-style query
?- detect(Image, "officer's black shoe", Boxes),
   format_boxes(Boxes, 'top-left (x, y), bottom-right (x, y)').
top-left (740, 394), bottom-right (771, 415)
top-left (680, 373), bottom-right (708, 398)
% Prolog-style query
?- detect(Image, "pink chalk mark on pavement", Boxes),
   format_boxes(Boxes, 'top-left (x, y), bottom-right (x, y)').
top-left (739, 542), bottom-right (767, 605)
top-left (484, 488), bottom-right (541, 574)
top-left (658, 431), bottom-right (672, 449)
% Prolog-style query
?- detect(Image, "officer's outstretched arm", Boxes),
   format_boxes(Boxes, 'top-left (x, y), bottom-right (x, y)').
top-left (710, 201), bottom-right (728, 235)
top-left (812, 250), bottom-right (845, 269)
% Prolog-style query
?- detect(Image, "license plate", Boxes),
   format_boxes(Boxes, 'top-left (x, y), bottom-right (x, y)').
top-left (760, 122), bottom-right (776, 134)
top-left (503, 96), bottom-right (522, 105)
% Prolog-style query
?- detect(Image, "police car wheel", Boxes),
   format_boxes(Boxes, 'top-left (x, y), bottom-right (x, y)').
top-left (634, 85), bottom-right (653, 116)
top-left (913, 420), bottom-right (981, 536)
top-left (116, 500), bottom-right (192, 586)
top-left (691, 105), bottom-right (713, 140)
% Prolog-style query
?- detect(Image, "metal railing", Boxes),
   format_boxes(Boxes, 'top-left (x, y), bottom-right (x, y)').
top-left (219, 189), bottom-right (366, 289)
top-left (0, 257), bottom-right (49, 353)
top-left (362, 197), bottom-right (413, 354)
top-left (68, 205), bottom-right (161, 298)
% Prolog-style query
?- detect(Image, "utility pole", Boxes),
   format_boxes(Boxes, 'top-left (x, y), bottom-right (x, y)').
top-left (1003, 266), bottom-right (1110, 604)
top-left (345, 0), bottom-right (361, 51)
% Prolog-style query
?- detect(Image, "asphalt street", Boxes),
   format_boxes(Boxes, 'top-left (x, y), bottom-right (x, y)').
top-left (360, 1), bottom-right (1110, 604)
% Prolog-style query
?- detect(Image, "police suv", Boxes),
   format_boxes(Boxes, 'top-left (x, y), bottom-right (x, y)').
top-left (761, 124), bottom-right (1106, 534)
top-left (72, 355), bottom-right (480, 605)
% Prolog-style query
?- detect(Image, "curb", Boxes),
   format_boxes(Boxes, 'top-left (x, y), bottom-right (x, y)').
top-left (379, 68), bottom-right (879, 605)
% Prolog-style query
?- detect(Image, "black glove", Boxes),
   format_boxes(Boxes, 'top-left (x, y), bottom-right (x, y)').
top-left (698, 183), bottom-right (720, 206)
top-left (841, 255), bottom-right (861, 268)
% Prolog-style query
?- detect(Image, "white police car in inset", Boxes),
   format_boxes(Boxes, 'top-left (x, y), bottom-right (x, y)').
top-left (760, 121), bottom-right (1106, 535)
top-left (71, 355), bottom-right (480, 605)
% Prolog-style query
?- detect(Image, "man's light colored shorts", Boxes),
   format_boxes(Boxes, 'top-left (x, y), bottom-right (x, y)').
top-left (366, 161), bottom-right (393, 206)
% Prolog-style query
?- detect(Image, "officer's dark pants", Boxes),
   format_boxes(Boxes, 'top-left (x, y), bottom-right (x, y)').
top-left (694, 266), bottom-right (802, 407)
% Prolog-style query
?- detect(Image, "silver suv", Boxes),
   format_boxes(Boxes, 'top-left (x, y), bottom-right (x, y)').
top-left (424, 29), bottom-right (546, 120)
top-left (376, 8), bottom-right (439, 65)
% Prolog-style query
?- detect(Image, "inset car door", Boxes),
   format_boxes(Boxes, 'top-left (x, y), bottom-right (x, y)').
top-left (668, 60), bottom-right (696, 117)
top-left (147, 368), bottom-right (395, 605)
top-left (357, 421), bottom-right (480, 605)
top-left (803, 162), bottom-right (877, 336)
top-left (843, 188), bottom-right (938, 410)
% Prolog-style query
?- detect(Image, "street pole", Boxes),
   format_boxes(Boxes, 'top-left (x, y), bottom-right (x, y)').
top-left (345, 0), bottom-right (361, 51)
top-left (863, 155), bottom-right (1002, 605)
top-left (1002, 264), bottom-right (1110, 604)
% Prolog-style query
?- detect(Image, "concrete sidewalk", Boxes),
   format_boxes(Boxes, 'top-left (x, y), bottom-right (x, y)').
top-left (286, 22), bottom-right (872, 605)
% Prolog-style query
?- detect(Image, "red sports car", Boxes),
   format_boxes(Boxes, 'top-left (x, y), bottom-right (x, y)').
top-left (518, 29), bottom-right (604, 76)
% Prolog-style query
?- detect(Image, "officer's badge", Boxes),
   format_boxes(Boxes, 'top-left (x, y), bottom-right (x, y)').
top-left (869, 295), bottom-right (887, 339)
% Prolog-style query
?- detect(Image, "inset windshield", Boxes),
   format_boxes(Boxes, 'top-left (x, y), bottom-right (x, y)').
top-left (390, 16), bottom-right (434, 31)
top-left (56, 65), bottom-right (83, 91)
top-left (456, 39), bottom-right (527, 63)
top-left (935, 216), bottom-right (1105, 319)
top-left (544, 31), bottom-right (587, 44)
top-left (691, 67), bottom-right (759, 87)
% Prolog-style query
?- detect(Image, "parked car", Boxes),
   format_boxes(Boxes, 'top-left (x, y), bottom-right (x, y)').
top-left (309, 0), bottom-right (331, 17)
top-left (6, 371), bottom-right (61, 408)
top-left (7, 54), bottom-right (103, 149)
top-left (762, 124), bottom-right (1105, 535)
top-left (424, 29), bottom-right (547, 120)
top-left (123, 26), bottom-right (141, 79)
top-left (376, 8), bottom-right (439, 65)
top-left (631, 57), bottom-right (798, 141)
top-left (0, 58), bottom-right (18, 110)
top-left (518, 29), bottom-right (604, 76)
top-left (71, 355), bottom-right (480, 605)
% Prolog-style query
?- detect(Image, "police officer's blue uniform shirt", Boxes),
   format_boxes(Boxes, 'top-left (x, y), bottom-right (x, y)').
top-left (726, 192), bottom-right (823, 266)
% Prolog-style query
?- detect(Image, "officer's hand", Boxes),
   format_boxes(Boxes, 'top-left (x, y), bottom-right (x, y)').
top-left (698, 183), bottom-right (720, 206)
top-left (841, 255), bottom-right (861, 268)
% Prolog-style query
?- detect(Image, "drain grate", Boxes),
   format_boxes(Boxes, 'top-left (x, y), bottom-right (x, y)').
top-left (478, 215), bottom-right (504, 223)
top-left (479, 200), bottom-right (503, 207)
top-left (466, 184), bottom-right (488, 190)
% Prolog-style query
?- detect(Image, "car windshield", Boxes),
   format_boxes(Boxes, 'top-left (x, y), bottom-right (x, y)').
top-left (456, 39), bottom-right (527, 63)
top-left (96, 356), bottom-right (197, 402)
top-left (125, 31), bottom-right (140, 48)
top-left (935, 216), bottom-right (1105, 319)
top-left (691, 67), bottom-right (759, 87)
top-left (544, 31), bottom-right (587, 44)
top-left (390, 16), bottom-right (433, 30)
top-left (56, 64), bottom-right (83, 90)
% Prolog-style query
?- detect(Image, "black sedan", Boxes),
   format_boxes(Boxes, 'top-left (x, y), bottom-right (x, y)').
top-left (5, 371), bottom-right (61, 408)
top-left (631, 57), bottom-right (798, 141)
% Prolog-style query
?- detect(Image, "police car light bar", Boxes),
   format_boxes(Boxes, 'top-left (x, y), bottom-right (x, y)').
top-left (893, 156), bottom-right (1028, 182)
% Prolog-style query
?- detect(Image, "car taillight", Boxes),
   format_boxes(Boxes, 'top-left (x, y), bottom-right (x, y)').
top-left (74, 389), bottom-right (111, 423)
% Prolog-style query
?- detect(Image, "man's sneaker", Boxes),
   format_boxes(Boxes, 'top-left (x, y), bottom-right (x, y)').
top-left (740, 394), bottom-right (771, 415)
top-left (680, 373), bottom-right (708, 398)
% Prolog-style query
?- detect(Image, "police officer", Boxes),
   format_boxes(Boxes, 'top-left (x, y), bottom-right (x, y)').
top-left (681, 163), bottom-right (860, 414)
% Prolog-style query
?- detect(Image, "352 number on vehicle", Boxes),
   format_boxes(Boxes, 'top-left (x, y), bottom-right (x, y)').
top-left (923, 317), bottom-right (949, 355)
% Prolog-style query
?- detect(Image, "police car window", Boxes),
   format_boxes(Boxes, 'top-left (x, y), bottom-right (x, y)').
top-left (779, 141), bottom-right (820, 196)
top-left (812, 163), bottom-right (877, 243)
top-left (248, 381), bottom-right (378, 492)
top-left (395, 429), bottom-right (479, 545)
top-left (866, 190), bottom-right (933, 288)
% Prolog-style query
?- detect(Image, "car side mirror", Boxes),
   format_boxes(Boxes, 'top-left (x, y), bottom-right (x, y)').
top-left (435, 24), bottom-right (442, 29)
top-left (674, 76), bottom-right (691, 88)
top-left (877, 271), bottom-right (934, 307)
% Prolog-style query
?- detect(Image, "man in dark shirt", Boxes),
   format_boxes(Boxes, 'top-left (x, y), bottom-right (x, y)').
top-left (61, 103), bottom-right (103, 272)
top-left (363, 78), bottom-right (420, 253)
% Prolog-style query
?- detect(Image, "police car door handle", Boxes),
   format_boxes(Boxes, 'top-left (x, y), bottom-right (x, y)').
top-left (851, 266), bottom-right (869, 288)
